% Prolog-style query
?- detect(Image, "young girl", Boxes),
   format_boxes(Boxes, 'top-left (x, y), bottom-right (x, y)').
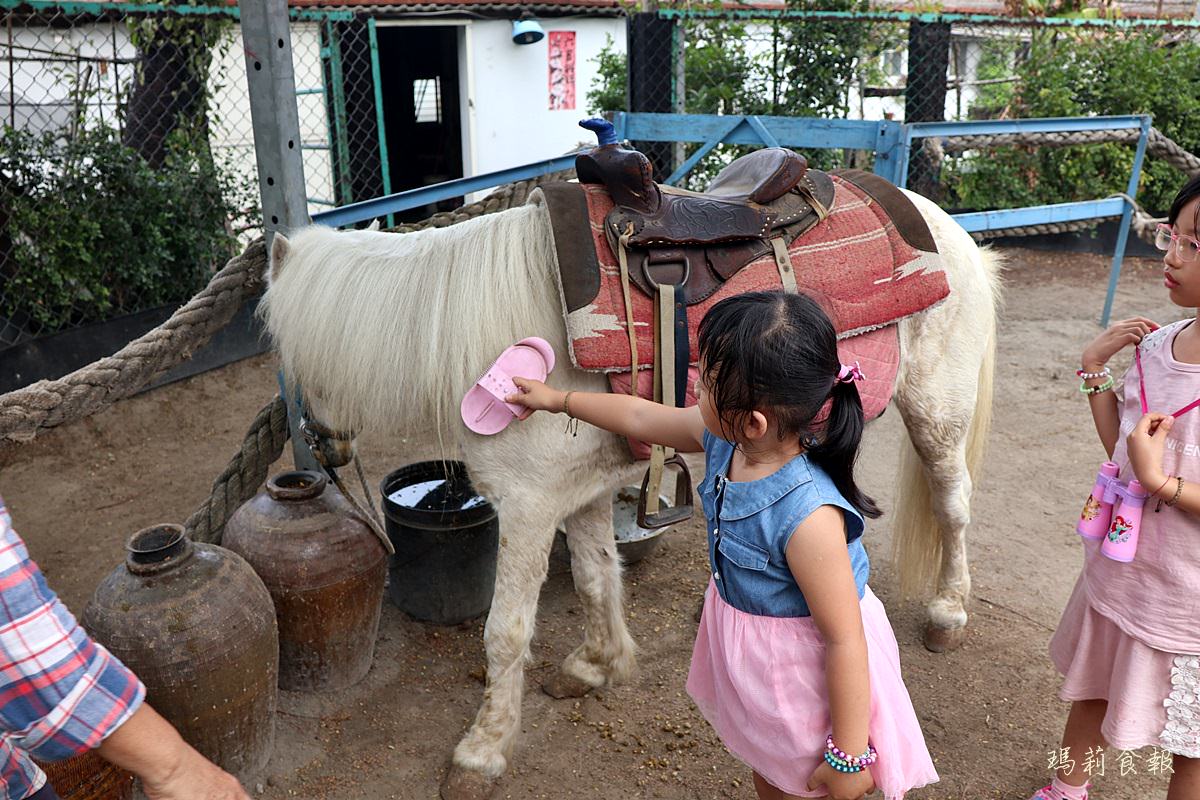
top-left (508, 291), bottom-right (937, 800)
top-left (1032, 175), bottom-right (1200, 800)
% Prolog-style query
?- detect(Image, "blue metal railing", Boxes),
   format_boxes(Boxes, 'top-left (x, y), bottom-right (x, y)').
top-left (311, 154), bottom-right (579, 229)
top-left (310, 112), bottom-right (1154, 325)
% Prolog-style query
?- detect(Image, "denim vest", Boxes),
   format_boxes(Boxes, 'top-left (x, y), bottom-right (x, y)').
top-left (697, 431), bottom-right (870, 618)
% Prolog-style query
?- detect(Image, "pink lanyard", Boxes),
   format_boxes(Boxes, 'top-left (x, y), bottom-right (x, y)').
top-left (1135, 346), bottom-right (1200, 418)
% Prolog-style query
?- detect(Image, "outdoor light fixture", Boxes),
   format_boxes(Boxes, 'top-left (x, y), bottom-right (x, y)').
top-left (511, 13), bottom-right (545, 45)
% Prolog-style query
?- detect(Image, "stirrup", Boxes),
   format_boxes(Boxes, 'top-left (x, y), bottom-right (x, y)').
top-left (637, 454), bottom-right (694, 529)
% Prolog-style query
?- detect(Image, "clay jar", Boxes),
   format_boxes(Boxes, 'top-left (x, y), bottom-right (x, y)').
top-left (82, 525), bottom-right (278, 781)
top-left (223, 470), bottom-right (387, 693)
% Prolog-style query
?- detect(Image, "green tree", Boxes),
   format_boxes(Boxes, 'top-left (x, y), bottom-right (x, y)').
top-left (947, 29), bottom-right (1200, 214)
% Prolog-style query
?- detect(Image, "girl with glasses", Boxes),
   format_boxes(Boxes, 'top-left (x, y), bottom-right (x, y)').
top-left (1029, 174), bottom-right (1200, 800)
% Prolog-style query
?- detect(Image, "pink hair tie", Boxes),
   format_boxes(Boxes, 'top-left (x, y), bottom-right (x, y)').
top-left (837, 361), bottom-right (865, 383)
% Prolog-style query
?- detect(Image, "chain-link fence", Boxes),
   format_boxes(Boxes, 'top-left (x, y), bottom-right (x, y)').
top-left (594, 10), bottom-right (1200, 209)
top-left (0, 0), bottom-right (387, 352)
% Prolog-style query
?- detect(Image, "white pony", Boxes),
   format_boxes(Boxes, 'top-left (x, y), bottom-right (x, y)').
top-left (260, 188), bottom-right (1001, 799)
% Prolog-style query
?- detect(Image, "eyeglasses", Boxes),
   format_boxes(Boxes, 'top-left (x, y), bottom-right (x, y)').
top-left (1155, 224), bottom-right (1200, 263)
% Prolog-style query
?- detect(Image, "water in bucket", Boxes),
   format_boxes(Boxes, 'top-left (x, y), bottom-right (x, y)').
top-left (387, 478), bottom-right (488, 512)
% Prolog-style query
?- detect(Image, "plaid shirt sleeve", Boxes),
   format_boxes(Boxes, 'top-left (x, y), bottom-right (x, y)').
top-left (0, 495), bottom-right (145, 766)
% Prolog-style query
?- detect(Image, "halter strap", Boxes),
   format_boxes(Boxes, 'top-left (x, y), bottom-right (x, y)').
top-left (1135, 345), bottom-right (1200, 418)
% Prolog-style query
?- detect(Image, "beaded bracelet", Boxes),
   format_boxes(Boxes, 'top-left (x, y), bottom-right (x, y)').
top-left (1168, 476), bottom-right (1185, 507)
top-left (825, 735), bottom-right (878, 768)
top-left (1076, 367), bottom-right (1111, 380)
top-left (824, 750), bottom-right (863, 773)
top-left (1079, 376), bottom-right (1115, 396)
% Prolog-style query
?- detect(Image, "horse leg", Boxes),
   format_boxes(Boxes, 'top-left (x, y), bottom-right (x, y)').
top-left (543, 492), bottom-right (637, 699)
top-left (898, 409), bottom-right (975, 653)
top-left (441, 490), bottom-right (559, 800)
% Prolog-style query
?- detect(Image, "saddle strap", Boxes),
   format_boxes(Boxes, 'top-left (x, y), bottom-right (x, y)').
top-left (771, 236), bottom-right (798, 294)
top-left (617, 226), bottom-right (639, 394)
top-left (645, 284), bottom-right (677, 517)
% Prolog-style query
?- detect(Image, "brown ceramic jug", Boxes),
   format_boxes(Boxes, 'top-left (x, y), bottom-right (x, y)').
top-left (35, 751), bottom-right (133, 800)
top-left (223, 470), bottom-right (387, 693)
top-left (81, 524), bottom-right (278, 781)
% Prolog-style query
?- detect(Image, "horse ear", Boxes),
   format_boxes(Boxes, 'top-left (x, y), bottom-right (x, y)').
top-left (270, 233), bottom-right (290, 282)
top-left (367, 219), bottom-right (381, 231)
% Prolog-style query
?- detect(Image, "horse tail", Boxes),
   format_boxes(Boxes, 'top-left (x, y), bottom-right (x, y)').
top-left (892, 244), bottom-right (1002, 597)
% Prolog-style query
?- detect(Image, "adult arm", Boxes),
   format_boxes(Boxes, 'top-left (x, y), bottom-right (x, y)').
top-left (97, 704), bottom-right (249, 800)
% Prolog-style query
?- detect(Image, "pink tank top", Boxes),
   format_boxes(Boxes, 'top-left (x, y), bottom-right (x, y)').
top-left (1086, 318), bottom-right (1200, 654)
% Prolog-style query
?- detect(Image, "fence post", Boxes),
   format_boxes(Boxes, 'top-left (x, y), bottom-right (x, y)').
top-left (239, 0), bottom-right (321, 472)
top-left (904, 20), bottom-right (950, 198)
top-left (627, 12), bottom-right (676, 179)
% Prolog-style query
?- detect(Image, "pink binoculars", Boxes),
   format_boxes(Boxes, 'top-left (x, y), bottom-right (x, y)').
top-left (1077, 461), bottom-right (1149, 563)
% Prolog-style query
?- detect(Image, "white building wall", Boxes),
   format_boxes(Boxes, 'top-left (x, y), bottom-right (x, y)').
top-left (208, 22), bottom-right (333, 219)
top-left (462, 16), bottom-right (626, 178)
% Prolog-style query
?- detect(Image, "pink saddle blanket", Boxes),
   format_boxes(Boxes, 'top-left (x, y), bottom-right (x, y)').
top-left (562, 170), bottom-right (948, 375)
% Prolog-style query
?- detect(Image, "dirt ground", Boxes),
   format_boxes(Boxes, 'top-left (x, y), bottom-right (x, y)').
top-left (0, 246), bottom-right (1187, 799)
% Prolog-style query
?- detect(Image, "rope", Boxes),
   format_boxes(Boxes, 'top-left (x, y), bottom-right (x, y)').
top-left (1148, 129), bottom-right (1200, 176)
top-left (0, 239), bottom-right (267, 444)
top-left (936, 126), bottom-right (1200, 176)
top-left (184, 394), bottom-right (289, 545)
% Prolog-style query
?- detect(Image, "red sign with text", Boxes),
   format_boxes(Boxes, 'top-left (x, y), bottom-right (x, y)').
top-left (548, 31), bottom-right (576, 110)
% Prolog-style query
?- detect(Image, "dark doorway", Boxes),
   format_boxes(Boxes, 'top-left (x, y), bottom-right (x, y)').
top-left (376, 26), bottom-right (464, 223)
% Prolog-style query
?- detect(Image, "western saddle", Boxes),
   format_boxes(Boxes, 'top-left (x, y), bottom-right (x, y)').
top-left (573, 118), bottom-right (836, 528)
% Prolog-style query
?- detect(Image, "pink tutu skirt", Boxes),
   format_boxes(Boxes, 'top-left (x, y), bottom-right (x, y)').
top-left (687, 581), bottom-right (938, 798)
top-left (1050, 576), bottom-right (1200, 757)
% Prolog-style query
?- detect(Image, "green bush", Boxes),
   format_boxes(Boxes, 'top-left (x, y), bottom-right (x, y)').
top-left (0, 126), bottom-right (246, 334)
top-left (946, 30), bottom-right (1200, 214)
top-left (585, 2), bottom-right (891, 185)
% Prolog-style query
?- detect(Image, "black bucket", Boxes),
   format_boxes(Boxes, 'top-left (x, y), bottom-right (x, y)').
top-left (380, 461), bottom-right (498, 625)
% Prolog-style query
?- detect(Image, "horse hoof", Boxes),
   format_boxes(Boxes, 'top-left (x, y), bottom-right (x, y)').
top-left (923, 622), bottom-right (966, 653)
top-left (542, 670), bottom-right (596, 699)
top-left (440, 765), bottom-right (498, 800)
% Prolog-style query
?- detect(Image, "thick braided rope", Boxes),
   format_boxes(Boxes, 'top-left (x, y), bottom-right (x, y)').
top-left (386, 168), bottom-right (576, 232)
top-left (1148, 129), bottom-right (1200, 176)
top-left (936, 126), bottom-right (1200, 176)
top-left (0, 240), bottom-right (267, 444)
top-left (940, 128), bottom-right (1142, 153)
top-left (185, 394), bottom-right (289, 545)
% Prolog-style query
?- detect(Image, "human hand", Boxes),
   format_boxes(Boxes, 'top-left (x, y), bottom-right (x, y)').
top-left (141, 743), bottom-right (250, 800)
top-left (807, 760), bottom-right (876, 800)
top-left (1081, 317), bottom-right (1158, 372)
top-left (506, 377), bottom-right (565, 414)
top-left (1127, 412), bottom-right (1174, 493)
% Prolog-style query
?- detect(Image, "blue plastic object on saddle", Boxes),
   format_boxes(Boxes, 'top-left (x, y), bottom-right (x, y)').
top-left (579, 118), bottom-right (618, 146)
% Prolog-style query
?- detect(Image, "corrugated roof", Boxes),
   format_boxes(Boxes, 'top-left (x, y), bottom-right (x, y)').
top-left (875, 0), bottom-right (1197, 19)
top-left (288, 0), bottom-right (623, 15)
top-left (289, 0), bottom-right (1197, 19)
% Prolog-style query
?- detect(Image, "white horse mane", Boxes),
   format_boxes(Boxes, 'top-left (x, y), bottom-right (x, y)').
top-left (259, 203), bottom-right (563, 437)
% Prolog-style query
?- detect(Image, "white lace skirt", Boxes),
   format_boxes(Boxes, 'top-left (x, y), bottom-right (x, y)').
top-left (1050, 575), bottom-right (1200, 757)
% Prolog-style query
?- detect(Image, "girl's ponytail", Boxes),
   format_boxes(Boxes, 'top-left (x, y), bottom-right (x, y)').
top-left (698, 290), bottom-right (882, 520)
top-left (809, 378), bottom-right (881, 519)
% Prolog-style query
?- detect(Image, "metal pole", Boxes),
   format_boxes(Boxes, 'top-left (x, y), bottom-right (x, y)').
top-left (325, 19), bottom-right (353, 206)
top-left (366, 17), bottom-right (393, 227)
top-left (671, 19), bottom-right (685, 174)
top-left (238, 0), bottom-right (320, 471)
top-left (1100, 115), bottom-right (1151, 328)
top-left (7, 14), bottom-right (15, 128)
